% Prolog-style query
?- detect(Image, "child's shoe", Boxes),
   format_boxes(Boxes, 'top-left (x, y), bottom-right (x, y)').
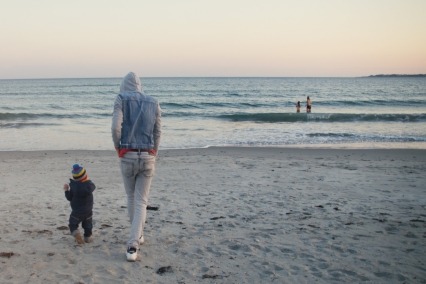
top-left (84, 235), bottom-right (93, 243)
top-left (71, 230), bottom-right (84, 244)
top-left (139, 236), bottom-right (145, 245)
top-left (126, 247), bottom-right (138, 262)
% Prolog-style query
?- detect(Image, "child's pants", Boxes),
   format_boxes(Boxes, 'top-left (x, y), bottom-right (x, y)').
top-left (69, 211), bottom-right (93, 237)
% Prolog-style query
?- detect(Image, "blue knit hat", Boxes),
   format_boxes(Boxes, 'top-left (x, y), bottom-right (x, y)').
top-left (72, 164), bottom-right (87, 181)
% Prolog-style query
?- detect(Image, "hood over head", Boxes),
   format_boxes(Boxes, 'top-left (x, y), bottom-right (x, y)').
top-left (120, 72), bottom-right (142, 93)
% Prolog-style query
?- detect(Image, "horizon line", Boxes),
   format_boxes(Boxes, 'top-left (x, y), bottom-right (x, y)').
top-left (2, 74), bottom-right (425, 80)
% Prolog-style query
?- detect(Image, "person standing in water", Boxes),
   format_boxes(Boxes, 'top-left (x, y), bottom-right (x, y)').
top-left (296, 101), bottom-right (301, 113)
top-left (306, 96), bottom-right (312, 113)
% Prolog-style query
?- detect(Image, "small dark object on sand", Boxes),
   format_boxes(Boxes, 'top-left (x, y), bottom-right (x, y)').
top-left (210, 216), bottom-right (225, 220)
top-left (0, 252), bottom-right (14, 258)
top-left (202, 274), bottom-right (223, 279)
top-left (147, 205), bottom-right (159, 211)
top-left (157, 266), bottom-right (173, 275)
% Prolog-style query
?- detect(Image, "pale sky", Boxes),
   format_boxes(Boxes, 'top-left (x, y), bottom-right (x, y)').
top-left (1, 0), bottom-right (425, 79)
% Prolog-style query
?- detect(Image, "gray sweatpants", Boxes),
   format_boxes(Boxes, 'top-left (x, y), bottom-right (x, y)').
top-left (120, 152), bottom-right (156, 249)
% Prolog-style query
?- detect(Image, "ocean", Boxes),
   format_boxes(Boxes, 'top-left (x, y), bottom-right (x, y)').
top-left (1, 77), bottom-right (425, 151)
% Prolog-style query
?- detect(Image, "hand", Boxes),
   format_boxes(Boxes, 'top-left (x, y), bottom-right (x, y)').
top-left (63, 184), bottom-right (70, 191)
top-left (148, 149), bottom-right (157, 156)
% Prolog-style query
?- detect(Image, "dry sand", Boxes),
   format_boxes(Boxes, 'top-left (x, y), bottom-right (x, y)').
top-left (0, 147), bottom-right (425, 283)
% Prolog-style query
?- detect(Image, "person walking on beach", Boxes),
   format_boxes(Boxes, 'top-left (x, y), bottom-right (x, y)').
top-left (63, 164), bottom-right (96, 244)
top-left (306, 96), bottom-right (312, 113)
top-left (111, 71), bottom-right (162, 262)
top-left (296, 101), bottom-right (301, 113)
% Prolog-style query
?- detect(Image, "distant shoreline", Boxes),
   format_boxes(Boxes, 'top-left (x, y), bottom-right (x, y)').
top-left (365, 74), bottom-right (426, 78)
top-left (2, 75), bottom-right (426, 80)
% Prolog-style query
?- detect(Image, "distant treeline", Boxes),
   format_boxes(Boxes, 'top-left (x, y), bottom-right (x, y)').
top-left (366, 74), bottom-right (426, 78)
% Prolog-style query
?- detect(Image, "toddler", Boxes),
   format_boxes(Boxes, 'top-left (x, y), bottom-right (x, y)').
top-left (63, 164), bottom-right (96, 244)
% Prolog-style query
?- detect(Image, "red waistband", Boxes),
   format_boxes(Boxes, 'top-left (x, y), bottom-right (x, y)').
top-left (117, 148), bottom-right (153, 158)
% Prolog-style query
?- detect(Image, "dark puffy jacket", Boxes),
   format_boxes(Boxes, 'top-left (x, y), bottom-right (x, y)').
top-left (65, 179), bottom-right (95, 215)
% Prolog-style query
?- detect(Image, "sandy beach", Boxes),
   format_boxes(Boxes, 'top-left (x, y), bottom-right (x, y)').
top-left (0, 147), bottom-right (425, 283)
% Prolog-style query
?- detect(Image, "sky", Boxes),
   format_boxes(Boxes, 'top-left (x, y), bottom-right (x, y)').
top-left (1, 0), bottom-right (425, 79)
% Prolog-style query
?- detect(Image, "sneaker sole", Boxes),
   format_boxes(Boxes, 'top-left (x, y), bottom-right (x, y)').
top-left (126, 253), bottom-right (137, 262)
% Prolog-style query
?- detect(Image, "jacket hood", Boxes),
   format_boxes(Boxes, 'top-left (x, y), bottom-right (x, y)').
top-left (120, 72), bottom-right (142, 93)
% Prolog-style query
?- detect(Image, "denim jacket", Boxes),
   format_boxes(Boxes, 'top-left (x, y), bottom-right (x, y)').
top-left (112, 72), bottom-right (161, 150)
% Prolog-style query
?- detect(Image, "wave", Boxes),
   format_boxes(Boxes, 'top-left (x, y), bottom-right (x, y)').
top-left (161, 101), bottom-right (258, 109)
top-left (217, 113), bottom-right (426, 123)
top-left (0, 112), bottom-right (111, 121)
top-left (3, 110), bottom-right (425, 124)
top-left (0, 122), bottom-right (60, 128)
top-left (320, 99), bottom-right (426, 107)
top-left (0, 112), bottom-right (67, 120)
top-left (158, 99), bottom-right (426, 112)
top-left (305, 133), bottom-right (426, 143)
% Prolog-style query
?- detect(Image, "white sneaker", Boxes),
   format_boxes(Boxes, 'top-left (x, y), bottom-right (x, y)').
top-left (139, 236), bottom-right (145, 245)
top-left (126, 247), bottom-right (137, 262)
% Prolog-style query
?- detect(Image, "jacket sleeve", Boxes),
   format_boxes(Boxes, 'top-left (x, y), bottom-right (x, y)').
top-left (81, 181), bottom-right (96, 196)
top-left (153, 103), bottom-right (162, 151)
top-left (65, 190), bottom-right (72, 201)
top-left (88, 181), bottom-right (96, 193)
top-left (111, 95), bottom-right (123, 148)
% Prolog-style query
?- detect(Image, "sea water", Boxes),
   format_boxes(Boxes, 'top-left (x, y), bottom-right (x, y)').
top-left (0, 77), bottom-right (425, 151)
